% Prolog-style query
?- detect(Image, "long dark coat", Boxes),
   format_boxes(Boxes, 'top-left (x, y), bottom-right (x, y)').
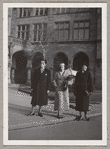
top-left (74, 70), bottom-right (93, 112)
top-left (31, 68), bottom-right (51, 106)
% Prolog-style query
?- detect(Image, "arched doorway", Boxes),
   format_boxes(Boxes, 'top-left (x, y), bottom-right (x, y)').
top-left (53, 52), bottom-right (68, 75)
top-left (12, 51), bottom-right (28, 84)
top-left (32, 52), bottom-right (43, 72)
top-left (73, 52), bottom-right (89, 71)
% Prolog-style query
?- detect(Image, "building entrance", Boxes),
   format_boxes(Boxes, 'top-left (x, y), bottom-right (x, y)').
top-left (13, 51), bottom-right (28, 84)
top-left (73, 52), bottom-right (89, 71)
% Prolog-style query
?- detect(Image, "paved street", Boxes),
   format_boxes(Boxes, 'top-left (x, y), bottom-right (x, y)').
top-left (8, 84), bottom-right (102, 140)
top-left (9, 116), bottom-right (102, 140)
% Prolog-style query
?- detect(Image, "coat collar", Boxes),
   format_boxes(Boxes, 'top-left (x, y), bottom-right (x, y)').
top-left (39, 68), bottom-right (47, 81)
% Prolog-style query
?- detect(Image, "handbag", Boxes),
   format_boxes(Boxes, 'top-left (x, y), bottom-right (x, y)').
top-left (63, 81), bottom-right (68, 91)
top-left (66, 75), bottom-right (75, 86)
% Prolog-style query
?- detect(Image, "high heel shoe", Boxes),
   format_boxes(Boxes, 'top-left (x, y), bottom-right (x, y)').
top-left (85, 117), bottom-right (90, 121)
top-left (57, 114), bottom-right (63, 119)
top-left (27, 112), bottom-right (35, 116)
top-left (82, 117), bottom-right (90, 121)
top-left (38, 113), bottom-right (43, 117)
top-left (74, 116), bottom-right (81, 121)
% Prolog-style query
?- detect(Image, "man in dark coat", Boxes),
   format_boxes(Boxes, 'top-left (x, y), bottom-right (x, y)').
top-left (29, 58), bottom-right (51, 117)
top-left (74, 63), bottom-right (93, 121)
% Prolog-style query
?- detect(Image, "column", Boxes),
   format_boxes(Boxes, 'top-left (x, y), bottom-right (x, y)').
top-left (8, 42), bottom-right (13, 83)
top-left (8, 16), bottom-right (11, 36)
top-left (8, 67), bottom-right (11, 83)
top-left (11, 67), bottom-right (15, 83)
top-left (26, 59), bottom-right (32, 86)
top-left (11, 53), bottom-right (16, 84)
top-left (8, 60), bottom-right (12, 84)
top-left (68, 60), bottom-right (72, 68)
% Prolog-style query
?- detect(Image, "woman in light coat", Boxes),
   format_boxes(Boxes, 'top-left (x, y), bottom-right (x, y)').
top-left (53, 63), bottom-right (69, 119)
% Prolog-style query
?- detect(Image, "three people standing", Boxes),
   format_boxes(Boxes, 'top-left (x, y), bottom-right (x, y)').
top-left (29, 59), bottom-right (93, 121)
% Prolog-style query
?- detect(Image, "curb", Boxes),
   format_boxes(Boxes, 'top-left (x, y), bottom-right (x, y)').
top-left (9, 113), bottom-right (102, 131)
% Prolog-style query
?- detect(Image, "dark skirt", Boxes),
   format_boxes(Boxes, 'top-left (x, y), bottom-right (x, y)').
top-left (75, 92), bottom-right (89, 112)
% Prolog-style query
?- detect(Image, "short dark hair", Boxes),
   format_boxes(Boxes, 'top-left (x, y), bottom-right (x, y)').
top-left (40, 58), bottom-right (47, 64)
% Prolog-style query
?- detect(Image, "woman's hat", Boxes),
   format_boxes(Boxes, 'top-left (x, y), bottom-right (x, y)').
top-left (40, 58), bottom-right (47, 64)
top-left (60, 63), bottom-right (65, 66)
top-left (82, 62), bottom-right (88, 67)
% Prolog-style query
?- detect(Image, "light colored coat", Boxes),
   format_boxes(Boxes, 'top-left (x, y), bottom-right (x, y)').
top-left (53, 71), bottom-right (69, 113)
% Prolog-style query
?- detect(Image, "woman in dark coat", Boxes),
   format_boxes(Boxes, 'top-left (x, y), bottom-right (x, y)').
top-left (28, 58), bottom-right (51, 117)
top-left (74, 63), bottom-right (93, 121)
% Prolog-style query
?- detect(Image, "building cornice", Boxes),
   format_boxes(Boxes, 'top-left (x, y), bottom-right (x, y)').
top-left (31, 39), bottom-right (102, 45)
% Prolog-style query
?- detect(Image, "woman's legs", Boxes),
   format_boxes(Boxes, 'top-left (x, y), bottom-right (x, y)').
top-left (84, 111), bottom-right (89, 121)
top-left (57, 91), bottom-right (64, 118)
top-left (28, 106), bottom-right (35, 116)
top-left (38, 106), bottom-right (41, 113)
top-left (77, 111), bottom-right (82, 120)
top-left (79, 111), bottom-right (81, 117)
top-left (84, 111), bottom-right (87, 117)
top-left (74, 111), bottom-right (82, 121)
top-left (74, 111), bottom-right (89, 121)
top-left (38, 106), bottom-right (43, 117)
top-left (32, 106), bottom-right (36, 113)
top-left (58, 110), bottom-right (63, 117)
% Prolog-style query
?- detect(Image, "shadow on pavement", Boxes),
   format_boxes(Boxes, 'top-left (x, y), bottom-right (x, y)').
top-left (9, 103), bottom-right (77, 117)
top-left (9, 86), bottom-right (19, 91)
top-left (9, 103), bottom-right (31, 116)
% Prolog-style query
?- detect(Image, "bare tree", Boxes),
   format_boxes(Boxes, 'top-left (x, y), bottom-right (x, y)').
top-left (27, 29), bottom-right (55, 59)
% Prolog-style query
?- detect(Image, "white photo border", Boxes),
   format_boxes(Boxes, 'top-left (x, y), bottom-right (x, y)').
top-left (3, 3), bottom-right (107, 145)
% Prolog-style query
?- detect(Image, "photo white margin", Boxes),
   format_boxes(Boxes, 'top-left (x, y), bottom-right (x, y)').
top-left (3, 3), bottom-right (107, 146)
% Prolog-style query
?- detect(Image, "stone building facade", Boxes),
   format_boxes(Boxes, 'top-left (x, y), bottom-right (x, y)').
top-left (8, 8), bottom-right (102, 89)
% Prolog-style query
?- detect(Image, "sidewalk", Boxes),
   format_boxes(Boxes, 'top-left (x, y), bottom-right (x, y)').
top-left (8, 84), bottom-right (102, 131)
top-left (18, 84), bottom-right (102, 103)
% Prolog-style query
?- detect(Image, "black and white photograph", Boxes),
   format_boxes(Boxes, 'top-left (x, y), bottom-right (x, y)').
top-left (3, 3), bottom-right (107, 145)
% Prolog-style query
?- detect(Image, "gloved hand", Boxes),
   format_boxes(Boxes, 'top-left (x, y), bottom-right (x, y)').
top-left (47, 90), bottom-right (50, 94)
